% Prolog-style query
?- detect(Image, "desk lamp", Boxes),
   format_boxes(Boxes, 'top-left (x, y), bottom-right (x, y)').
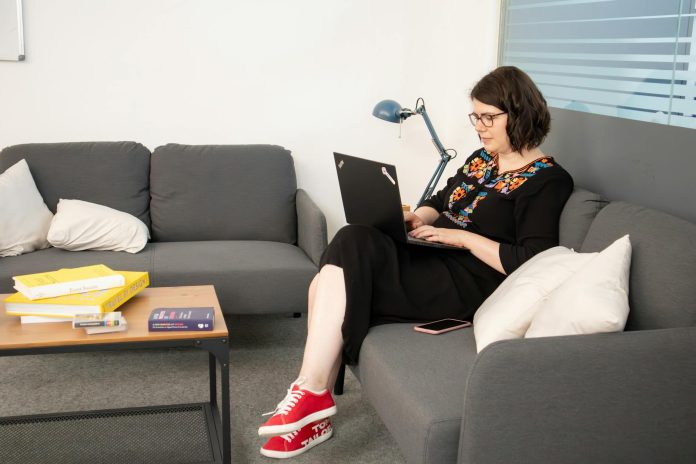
top-left (372, 98), bottom-right (455, 208)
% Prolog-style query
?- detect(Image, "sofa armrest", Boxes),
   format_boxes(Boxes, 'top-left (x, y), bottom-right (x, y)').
top-left (296, 189), bottom-right (327, 266)
top-left (458, 327), bottom-right (696, 464)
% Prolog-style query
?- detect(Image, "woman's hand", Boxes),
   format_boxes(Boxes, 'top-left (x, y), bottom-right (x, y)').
top-left (409, 225), bottom-right (466, 248)
top-left (403, 211), bottom-right (425, 231)
top-left (410, 226), bottom-right (505, 273)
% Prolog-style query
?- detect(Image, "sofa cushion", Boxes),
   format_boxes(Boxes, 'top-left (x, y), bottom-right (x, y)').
top-left (581, 202), bottom-right (696, 330)
top-left (47, 199), bottom-right (150, 253)
top-left (473, 246), bottom-right (596, 353)
top-left (0, 159), bottom-right (53, 257)
top-left (0, 246), bottom-right (155, 294)
top-left (526, 235), bottom-right (631, 338)
top-left (0, 142), bottom-right (151, 228)
top-left (150, 144), bottom-right (297, 243)
top-left (149, 241), bottom-right (315, 314)
top-left (558, 187), bottom-right (607, 251)
top-left (355, 324), bottom-right (478, 464)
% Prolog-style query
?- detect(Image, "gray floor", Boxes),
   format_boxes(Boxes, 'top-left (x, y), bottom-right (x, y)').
top-left (0, 314), bottom-right (406, 463)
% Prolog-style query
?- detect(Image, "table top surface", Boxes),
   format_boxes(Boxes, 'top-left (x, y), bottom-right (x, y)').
top-left (0, 285), bottom-right (228, 351)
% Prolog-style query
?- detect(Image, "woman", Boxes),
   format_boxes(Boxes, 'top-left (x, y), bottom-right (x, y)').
top-left (258, 66), bottom-right (573, 459)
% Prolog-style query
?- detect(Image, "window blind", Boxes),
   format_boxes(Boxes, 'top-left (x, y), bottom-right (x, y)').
top-left (499, 0), bottom-right (696, 129)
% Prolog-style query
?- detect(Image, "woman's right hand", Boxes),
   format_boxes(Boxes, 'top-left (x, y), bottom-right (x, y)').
top-left (404, 211), bottom-right (424, 231)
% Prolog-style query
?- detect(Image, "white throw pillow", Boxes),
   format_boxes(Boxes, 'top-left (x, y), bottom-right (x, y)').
top-left (474, 246), bottom-right (596, 353)
top-left (0, 159), bottom-right (54, 257)
top-left (47, 199), bottom-right (149, 253)
top-left (526, 235), bottom-right (631, 338)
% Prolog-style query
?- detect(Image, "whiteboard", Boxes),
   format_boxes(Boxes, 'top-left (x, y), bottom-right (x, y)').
top-left (0, 0), bottom-right (24, 61)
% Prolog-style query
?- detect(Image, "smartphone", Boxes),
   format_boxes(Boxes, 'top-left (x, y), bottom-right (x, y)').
top-left (413, 318), bottom-right (472, 335)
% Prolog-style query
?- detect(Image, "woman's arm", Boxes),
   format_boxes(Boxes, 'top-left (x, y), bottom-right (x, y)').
top-left (498, 174), bottom-right (573, 274)
top-left (409, 226), bottom-right (505, 274)
top-left (411, 171), bottom-right (574, 276)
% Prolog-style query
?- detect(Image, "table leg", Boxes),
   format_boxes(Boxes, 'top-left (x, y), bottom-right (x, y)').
top-left (209, 352), bottom-right (217, 409)
top-left (201, 337), bottom-right (230, 464)
top-left (220, 346), bottom-right (230, 464)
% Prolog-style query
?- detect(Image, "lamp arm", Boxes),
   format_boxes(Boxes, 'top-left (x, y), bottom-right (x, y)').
top-left (414, 105), bottom-right (452, 208)
top-left (416, 106), bottom-right (448, 157)
top-left (416, 156), bottom-right (450, 208)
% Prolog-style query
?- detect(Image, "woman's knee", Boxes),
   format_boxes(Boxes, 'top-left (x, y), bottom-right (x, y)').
top-left (308, 273), bottom-right (319, 304)
top-left (332, 224), bottom-right (385, 247)
top-left (309, 273), bottom-right (319, 293)
top-left (321, 224), bottom-right (390, 269)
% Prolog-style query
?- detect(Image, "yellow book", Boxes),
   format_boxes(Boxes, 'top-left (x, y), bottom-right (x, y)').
top-left (13, 264), bottom-right (126, 300)
top-left (4, 271), bottom-right (149, 318)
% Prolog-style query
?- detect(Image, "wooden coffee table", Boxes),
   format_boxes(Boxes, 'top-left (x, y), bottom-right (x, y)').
top-left (0, 285), bottom-right (230, 464)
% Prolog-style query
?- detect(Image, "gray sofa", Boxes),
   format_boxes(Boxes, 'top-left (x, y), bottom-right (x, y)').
top-left (349, 188), bottom-right (696, 464)
top-left (0, 142), bottom-right (327, 315)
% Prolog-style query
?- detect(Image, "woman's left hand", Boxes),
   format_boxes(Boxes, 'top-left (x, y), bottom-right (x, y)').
top-left (409, 225), bottom-right (466, 248)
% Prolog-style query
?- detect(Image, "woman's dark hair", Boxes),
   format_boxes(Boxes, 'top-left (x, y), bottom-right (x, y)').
top-left (470, 66), bottom-right (550, 153)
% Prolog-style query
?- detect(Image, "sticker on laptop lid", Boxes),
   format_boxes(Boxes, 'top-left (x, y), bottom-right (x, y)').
top-left (381, 167), bottom-right (396, 185)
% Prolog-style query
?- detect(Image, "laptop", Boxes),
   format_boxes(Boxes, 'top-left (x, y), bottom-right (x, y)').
top-left (333, 152), bottom-right (459, 250)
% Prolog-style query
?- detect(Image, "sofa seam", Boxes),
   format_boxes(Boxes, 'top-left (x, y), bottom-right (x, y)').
top-left (149, 241), bottom-right (156, 286)
top-left (423, 416), bottom-right (464, 464)
top-left (594, 197), bottom-right (602, 216)
top-left (457, 342), bottom-right (504, 464)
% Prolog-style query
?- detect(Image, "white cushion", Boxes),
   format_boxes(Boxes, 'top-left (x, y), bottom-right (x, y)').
top-left (474, 246), bottom-right (596, 353)
top-left (47, 199), bottom-right (149, 253)
top-left (526, 235), bottom-right (631, 338)
top-left (0, 159), bottom-right (54, 257)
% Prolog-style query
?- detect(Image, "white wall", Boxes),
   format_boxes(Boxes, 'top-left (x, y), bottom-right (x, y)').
top-left (0, 0), bottom-right (499, 236)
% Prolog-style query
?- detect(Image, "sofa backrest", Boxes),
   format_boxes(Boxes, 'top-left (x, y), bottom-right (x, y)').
top-left (580, 202), bottom-right (696, 331)
top-left (0, 142), bottom-right (151, 228)
top-left (150, 144), bottom-right (297, 243)
top-left (558, 188), bottom-right (608, 251)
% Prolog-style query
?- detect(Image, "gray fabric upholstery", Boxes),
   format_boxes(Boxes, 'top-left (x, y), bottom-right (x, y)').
top-left (0, 141), bottom-right (325, 316)
top-left (459, 327), bottom-right (696, 464)
top-left (0, 142), bottom-right (151, 228)
top-left (356, 324), bottom-right (478, 464)
top-left (149, 241), bottom-right (316, 314)
top-left (580, 201), bottom-right (696, 330)
top-left (150, 144), bottom-right (297, 243)
top-left (0, 246), bottom-right (154, 294)
top-left (354, 190), bottom-right (696, 464)
top-left (558, 187), bottom-right (607, 250)
top-left (296, 189), bottom-right (328, 266)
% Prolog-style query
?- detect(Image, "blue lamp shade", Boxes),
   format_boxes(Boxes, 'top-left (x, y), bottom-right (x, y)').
top-left (372, 99), bottom-right (403, 123)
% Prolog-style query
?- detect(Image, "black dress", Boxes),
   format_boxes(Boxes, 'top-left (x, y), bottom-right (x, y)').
top-left (321, 148), bottom-right (574, 365)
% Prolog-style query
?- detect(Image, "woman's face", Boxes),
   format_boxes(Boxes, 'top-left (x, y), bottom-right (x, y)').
top-left (471, 98), bottom-right (512, 155)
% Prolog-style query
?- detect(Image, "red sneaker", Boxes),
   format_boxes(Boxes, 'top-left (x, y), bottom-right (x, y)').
top-left (260, 418), bottom-right (333, 459)
top-left (258, 382), bottom-right (337, 436)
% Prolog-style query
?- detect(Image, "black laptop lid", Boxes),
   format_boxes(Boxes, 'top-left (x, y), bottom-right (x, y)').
top-left (333, 152), bottom-right (408, 243)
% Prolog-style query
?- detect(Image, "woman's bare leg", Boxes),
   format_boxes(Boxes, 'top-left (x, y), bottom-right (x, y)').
top-left (299, 264), bottom-right (346, 391)
top-left (307, 273), bottom-right (319, 329)
top-left (326, 356), bottom-right (344, 392)
top-left (305, 272), bottom-right (344, 392)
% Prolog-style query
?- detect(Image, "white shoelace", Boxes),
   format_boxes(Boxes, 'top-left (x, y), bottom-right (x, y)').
top-left (262, 387), bottom-right (306, 417)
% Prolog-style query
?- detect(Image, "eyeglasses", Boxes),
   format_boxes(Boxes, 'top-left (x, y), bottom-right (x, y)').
top-left (468, 112), bottom-right (506, 127)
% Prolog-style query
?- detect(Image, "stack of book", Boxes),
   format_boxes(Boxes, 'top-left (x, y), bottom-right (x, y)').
top-left (4, 264), bottom-right (149, 329)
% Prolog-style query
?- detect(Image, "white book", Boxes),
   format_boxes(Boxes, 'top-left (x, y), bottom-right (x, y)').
top-left (20, 315), bottom-right (73, 324)
top-left (12, 264), bottom-right (125, 300)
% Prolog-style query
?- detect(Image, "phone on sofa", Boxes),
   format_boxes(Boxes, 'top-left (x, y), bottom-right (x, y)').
top-left (413, 319), bottom-right (472, 335)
